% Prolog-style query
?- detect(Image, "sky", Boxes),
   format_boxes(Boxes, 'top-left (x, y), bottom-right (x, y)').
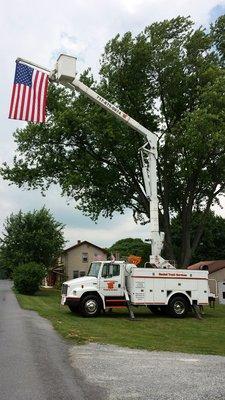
top-left (0, 0), bottom-right (225, 249)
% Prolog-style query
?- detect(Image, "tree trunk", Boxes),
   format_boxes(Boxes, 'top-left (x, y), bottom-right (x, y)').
top-left (158, 159), bottom-right (175, 262)
top-left (180, 205), bottom-right (193, 268)
top-left (162, 206), bottom-right (175, 262)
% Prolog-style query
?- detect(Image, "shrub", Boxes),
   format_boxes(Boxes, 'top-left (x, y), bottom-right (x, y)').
top-left (13, 262), bottom-right (46, 295)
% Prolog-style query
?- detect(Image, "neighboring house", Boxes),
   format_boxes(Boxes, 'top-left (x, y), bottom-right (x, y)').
top-left (188, 260), bottom-right (225, 303)
top-left (61, 240), bottom-right (108, 280)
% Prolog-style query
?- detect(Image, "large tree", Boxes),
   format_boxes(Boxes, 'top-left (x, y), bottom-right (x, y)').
top-left (2, 16), bottom-right (225, 267)
top-left (0, 208), bottom-right (65, 273)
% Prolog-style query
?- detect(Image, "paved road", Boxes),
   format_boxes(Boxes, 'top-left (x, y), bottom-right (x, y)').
top-left (71, 342), bottom-right (225, 400)
top-left (0, 280), bottom-right (106, 400)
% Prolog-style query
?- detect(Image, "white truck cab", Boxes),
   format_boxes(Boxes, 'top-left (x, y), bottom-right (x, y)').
top-left (61, 261), bottom-right (132, 317)
top-left (61, 260), bottom-right (210, 318)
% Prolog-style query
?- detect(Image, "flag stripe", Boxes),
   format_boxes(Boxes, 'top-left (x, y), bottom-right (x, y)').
top-left (10, 85), bottom-right (18, 119)
top-left (9, 62), bottom-right (49, 123)
top-left (24, 86), bottom-right (32, 121)
top-left (22, 86), bottom-right (30, 121)
top-left (28, 81), bottom-right (34, 122)
top-left (40, 73), bottom-right (47, 122)
top-left (19, 85), bottom-right (26, 120)
top-left (37, 72), bottom-right (44, 123)
top-left (14, 84), bottom-right (21, 120)
top-left (42, 74), bottom-right (48, 122)
top-left (9, 84), bottom-right (16, 118)
top-left (21, 85), bottom-right (27, 121)
top-left (33, 71), bottom-right (40, 122)
top-left (17, 85), bottom-right (23, 120)
top-left (31, 71), bottom-right (39, 122)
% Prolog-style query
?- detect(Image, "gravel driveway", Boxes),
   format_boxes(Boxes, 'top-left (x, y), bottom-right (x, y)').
top-left (70, 343), bottom-right (225, 400)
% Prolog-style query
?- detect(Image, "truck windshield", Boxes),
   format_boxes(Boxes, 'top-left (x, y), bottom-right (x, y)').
top-left (87, 262), bottom-right (101, 278)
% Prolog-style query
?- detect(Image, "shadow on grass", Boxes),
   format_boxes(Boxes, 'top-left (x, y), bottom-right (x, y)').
top-left (68, 308), bottom-right (198, 321)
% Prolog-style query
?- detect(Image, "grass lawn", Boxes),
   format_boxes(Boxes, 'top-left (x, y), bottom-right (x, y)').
top-left (16, 288), bottom-right (225, 356)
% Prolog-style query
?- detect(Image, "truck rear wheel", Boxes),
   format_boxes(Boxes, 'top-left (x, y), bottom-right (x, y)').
top-left (80, 295), bottom-right (101, 317)
top-left (168, 296), bottom-right (189, 318)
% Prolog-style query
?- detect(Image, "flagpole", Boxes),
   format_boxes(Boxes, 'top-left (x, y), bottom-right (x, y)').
top-left (16, 57), bottom-right (50, 74)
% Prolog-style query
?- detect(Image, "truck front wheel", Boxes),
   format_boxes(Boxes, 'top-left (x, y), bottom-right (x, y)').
top-left (168, 296), bottom-right (189, 318)
top-left (68, 303), bottom-right (80, 314)
top-left (80, 295), bottom-right (101, 317)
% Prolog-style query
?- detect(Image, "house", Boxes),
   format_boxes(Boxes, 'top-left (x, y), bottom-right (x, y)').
top-left (60, 240), bottom-right (108, 280)
top-left (188, 260), bottom-right (225, 304)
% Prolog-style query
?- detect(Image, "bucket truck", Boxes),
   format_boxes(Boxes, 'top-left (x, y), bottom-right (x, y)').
top-left (16, 55), bottom-right (212, 318)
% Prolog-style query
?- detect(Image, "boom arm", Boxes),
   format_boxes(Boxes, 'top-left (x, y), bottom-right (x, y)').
top-left (72, 80), bottom-right (164, 258)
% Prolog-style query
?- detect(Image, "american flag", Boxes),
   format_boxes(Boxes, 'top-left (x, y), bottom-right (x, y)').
top-left (9, 62), bottom-right (49, 123)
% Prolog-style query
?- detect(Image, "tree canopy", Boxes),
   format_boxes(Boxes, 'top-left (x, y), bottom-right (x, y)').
top-left (0, 207), bottom-right (65, 272)
top-left (109, 238), bottom-right (150, 266)
top-left (2, 16), bottom-right (225, 266)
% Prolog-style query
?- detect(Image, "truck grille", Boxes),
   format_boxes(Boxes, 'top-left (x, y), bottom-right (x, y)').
top-left (62, 284), bottom-right (68, 295)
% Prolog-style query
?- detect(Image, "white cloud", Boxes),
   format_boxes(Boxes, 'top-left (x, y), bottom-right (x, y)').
top-left (63, 210), bottom-right (150, 248)
top-left (0, 0), bottom-right (224, 248)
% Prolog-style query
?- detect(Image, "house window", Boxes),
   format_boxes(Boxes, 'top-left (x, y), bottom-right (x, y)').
top-left (80, 271), bottom-right (86, 277)
top-left (73, 270), bottom-right (79, 279)
top-left (82, 252), bottom-right (88, 263)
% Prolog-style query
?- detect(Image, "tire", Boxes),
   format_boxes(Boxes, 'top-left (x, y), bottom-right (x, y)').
top-left (68, 303), bottom-right (80, 314)
top-left (80, 295), bottom-right (102, 317)
top-left (148, 305), bottom-right (168, 315)
top-left (168, 296), bottom-right (189, 318)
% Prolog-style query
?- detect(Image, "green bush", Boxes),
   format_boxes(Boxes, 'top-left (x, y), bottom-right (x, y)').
top-left (13, 262), bottom-right (46, 295)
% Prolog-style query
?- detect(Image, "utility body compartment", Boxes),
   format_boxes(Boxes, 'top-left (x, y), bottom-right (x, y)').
top-left (126, 267), bottom-right (209, 306)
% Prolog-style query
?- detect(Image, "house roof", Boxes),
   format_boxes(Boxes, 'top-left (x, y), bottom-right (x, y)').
top-left (187, 260), bottom-right (225, 274)
top-left (63, 240), bottom-right (108, 254)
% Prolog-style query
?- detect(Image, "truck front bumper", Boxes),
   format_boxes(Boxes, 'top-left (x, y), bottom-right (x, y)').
top-left (61, 294), bottom-right (67, 305)
top-left (61, 296), bottom-right (80, 307)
